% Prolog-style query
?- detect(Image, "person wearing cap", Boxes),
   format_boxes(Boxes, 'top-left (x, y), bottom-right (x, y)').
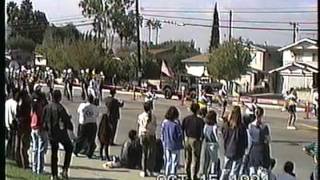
top-left (98, 71), bottom-right (105, 101)
top-left (105, 89), bottom-right (124, 145)
top-left (65, 69), bottom-right (74, 101)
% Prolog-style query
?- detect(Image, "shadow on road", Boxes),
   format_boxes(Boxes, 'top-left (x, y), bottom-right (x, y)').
top-left (44, 164), bottom-right (130, 173)
top-left (271, 139), bottom-right (313, 146)
top-left (5, 174), bottom-right (27, 180)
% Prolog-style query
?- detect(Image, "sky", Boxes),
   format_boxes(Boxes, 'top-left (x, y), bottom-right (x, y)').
top-left (6, 0), bottom-right (318, 52)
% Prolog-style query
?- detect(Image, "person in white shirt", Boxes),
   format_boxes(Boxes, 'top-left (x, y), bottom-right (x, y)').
top-left (277, 161), bottom-right (296, 180)
top-left (88, 75), bottom-right (100, 105)
top-left (5, 89), bottom-right (19, 160)
top-left (137, 102), bottom-right (157, 177)
top-left (74, 94), bottom-right (99, 158)
top-left (145, 87), bottom-right (157, 110)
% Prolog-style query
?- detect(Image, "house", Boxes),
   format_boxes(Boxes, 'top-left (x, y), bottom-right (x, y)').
top-left (269, 38), bottom-right (318, 94)
top-left (181, 54), bottom-right (209, 77)
top-left (235, 44), bottom-right (282, 93)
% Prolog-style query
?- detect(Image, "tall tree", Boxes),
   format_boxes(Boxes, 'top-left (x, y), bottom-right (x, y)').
top-left (153, 20), bottom-right (162, 45)
top-left (145, 19), bottom-right (154, 45)
top-left (209, 2), bottom-right (219, 53)
top-left (6, 0), bottom-right (49, 45)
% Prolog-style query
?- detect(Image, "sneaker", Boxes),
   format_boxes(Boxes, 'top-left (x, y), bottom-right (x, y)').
top-left (291, 126), bottom-right (297, 130)
top-left (140, 171), bottom-right (149, 177)
top-left (287, 126), bottom-right (292, 129)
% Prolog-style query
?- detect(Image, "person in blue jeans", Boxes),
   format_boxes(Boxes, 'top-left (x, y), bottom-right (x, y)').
top-left (30, 85), bottom-right (48, 174)
top-left (161, 106), bottom-right (183, 176)
top-left (220, 106), bottom-right (248, 180)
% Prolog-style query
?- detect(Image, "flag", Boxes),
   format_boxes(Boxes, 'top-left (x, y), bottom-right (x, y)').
top-left (161, 60), bottom-right (171, 77)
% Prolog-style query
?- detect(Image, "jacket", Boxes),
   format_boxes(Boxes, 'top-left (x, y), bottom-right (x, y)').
top-left (222, 122), bottom-right (248, 160)
top-left (42, 102), bottom-right (73, 140)
top-left (160, 119), bottom-right (183, 151)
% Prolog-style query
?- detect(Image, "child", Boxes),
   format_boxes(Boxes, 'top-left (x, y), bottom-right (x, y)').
top-left (98, 113), bottom-right (112, 161)
top-left (277, 161), bottom-right (296, 180)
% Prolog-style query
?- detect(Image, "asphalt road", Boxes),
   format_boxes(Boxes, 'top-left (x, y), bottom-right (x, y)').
top-left (39, 86), bottom-right (317, 179)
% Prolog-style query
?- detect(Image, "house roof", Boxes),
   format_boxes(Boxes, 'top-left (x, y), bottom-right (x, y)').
top-left (269, 61), bottom-right (318, 73)
top-left (148, 48), bottom-right (174, 55)
top-left (181, 54), bottom-right (209, 63)
top-left (278, 38), bottom-right (318, 52)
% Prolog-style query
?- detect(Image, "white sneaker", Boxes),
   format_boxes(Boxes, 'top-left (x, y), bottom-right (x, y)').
top-left (140, 171), bottom-right (146, 177)
top-left (291, 126), bottom-right (297, 130)
top-left (287, 126), bottom-right (292, 129)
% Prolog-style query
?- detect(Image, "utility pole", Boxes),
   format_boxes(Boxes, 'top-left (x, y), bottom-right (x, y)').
top-left (290, 22), bottom-right (299, 43)
top-left (135, 0), bottom-right (142, 86)
top-left (229, 10), bottom-right (232, 41)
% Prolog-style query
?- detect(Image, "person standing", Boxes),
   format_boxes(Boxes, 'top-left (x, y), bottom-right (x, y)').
top-left (15, 90), bottom-right (32, 169)
top-left (199, 110), bottom-right (220, 178)
top-left (105, 89), bottom-right (124, 145)
top-left (98, 113), bottom-right (112, 161)
top-left (144, 87), bottom-right (157, 110)
top-left (74, 94), bottom-right (99, 158)
top-left (42, 90), bottom-right (74, 180)
top-left (287, 88), bottom-right (298, 130)
top-left (5, 88), bottom-right (19, 160)
top-left (88, 75), bottom-right (100, 105)
top-left (138, 102), bottom-right (157, 177)
top-left (98, 71), bottom-right (105, 101)
top-left (220, 106), bottom-right (248, 180)
top-left (247, 107), bottom-right (271, 177)
top-left (182, 103), bottom-right (204, 180)
top-left (30, 84), bottom-right (48, 174)
top-left (161, 106), bottom-right (183, 176)
top-left (313, 90), bottom-right (318, 117)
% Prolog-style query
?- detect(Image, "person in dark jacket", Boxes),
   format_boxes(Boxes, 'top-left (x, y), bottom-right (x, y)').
top-left (220, 105), bottom-right (248, 180)
top-left (120, 130), bottom-right (142, 169)
top-left (161, 106), bottom-right (183, 176)
top-left (98, 113), bottom-right (112, 161)
top-left (105, 89), bottom-right (124, 145)
top-left (15, 90), bottom-right (32, 169)
top-left (42, 90), bottom-right (73, 180)
top-left (182, 103), bottom-right (204, 180)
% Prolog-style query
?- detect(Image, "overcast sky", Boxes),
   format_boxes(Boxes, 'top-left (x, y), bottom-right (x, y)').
top-left (6, 0), bottom-right (317, 52)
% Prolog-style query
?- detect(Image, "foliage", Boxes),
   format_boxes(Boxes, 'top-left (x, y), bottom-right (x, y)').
top-left (209, 2), bottom-right (219, 52)
top-left (7, 35), bottom-right (36, 52)
top-left (208, 39), bottom-right (252, 81)
top-left (6, 0), bottom-right (49, 45)
top-left (79, 0), bottom-right (136, 50)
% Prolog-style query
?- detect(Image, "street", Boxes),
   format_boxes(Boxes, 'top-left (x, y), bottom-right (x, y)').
top-left (38, 86), bottom-right (317, 180)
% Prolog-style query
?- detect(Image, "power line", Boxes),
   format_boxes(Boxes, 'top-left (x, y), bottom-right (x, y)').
top-left (141, 6), bottom-right (317, 10)
top-left (141, 9), bottom-right (318, 14)
top-left (143, 17), bottom-right (317, 32)
top-left (142, 13), bottom-right (317, 25)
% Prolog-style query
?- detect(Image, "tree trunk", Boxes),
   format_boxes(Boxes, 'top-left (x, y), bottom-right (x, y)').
top-left (156, 28), bottom-right (159, 45)
top-left (148, 26), bottom-right (151, 45)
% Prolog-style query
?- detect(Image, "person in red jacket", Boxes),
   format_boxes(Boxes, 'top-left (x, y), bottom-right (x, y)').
top-left (30, 84), bottom-right (48, 174)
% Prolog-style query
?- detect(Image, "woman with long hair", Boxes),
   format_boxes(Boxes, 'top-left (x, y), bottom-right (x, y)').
top-left (199, 110), bottom-right (220, 178)
top-left (161, 106), bottom-right (183, 176)
top-left (220, 106), bottom-right (248, 180)
top-left (247, 106), bottom-right (271, 177)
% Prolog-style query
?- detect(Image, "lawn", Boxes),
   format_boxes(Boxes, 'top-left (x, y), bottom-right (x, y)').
top-left (6, 159), bottom-right (50, 180)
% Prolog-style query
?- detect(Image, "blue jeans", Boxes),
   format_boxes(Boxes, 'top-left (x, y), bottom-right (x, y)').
top-left (31, 129), bottom-right (48, 174)
top-left (164, 149), bottom-right (180, 176)
top-left (220, 156), bottom-right (242, 180)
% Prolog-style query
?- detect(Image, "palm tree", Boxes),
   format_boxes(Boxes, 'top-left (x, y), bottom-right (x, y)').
top-left (145, 19), bottom-right (154, 45)
top-left (153, 20), bottom-right (162, 45)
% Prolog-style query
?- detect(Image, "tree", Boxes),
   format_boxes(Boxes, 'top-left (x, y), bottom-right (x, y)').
top-left (6, 0), bottom-right (49, 45)
top-left (7, 35), bottom-right (36, 52)
top-left (207, 39), bottom-right (252, 82)
top-left (153, 20), bottom-right (162, 45)
top-left (145, 19), bottom-right (154, 45)
top-left (209, 2), bottom-right (219, 53)
top-left (79, 0), bottom-right (135, 51)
